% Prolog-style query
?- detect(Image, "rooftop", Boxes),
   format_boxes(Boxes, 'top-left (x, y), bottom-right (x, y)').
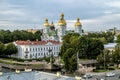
top-left (0, 71), bottom-right (75, 80)
top-left (15, 40), bottom-right (62, 45)
top-left (104, 43), bottom-right (117, 48)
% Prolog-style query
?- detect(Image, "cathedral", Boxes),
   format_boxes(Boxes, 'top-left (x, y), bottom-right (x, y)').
top-left (13, 13), bottom-right (83, 59)
top-left (41, 13), bottom-right (82, 42)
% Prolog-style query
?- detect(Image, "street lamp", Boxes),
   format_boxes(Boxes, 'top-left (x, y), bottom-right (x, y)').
top-left (24, 49), bottom-right (29, 70)
top-left (42, 60), bottom-right (46, 71)
top-left (48, 48), bottom-right (52, 64)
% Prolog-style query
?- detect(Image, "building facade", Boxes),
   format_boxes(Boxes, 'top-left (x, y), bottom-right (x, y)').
top-left (14, 40), bottom-right (62, 59)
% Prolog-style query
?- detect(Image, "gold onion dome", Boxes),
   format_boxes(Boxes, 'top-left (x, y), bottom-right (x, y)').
top-left (75, 18), bottom-right (82, 26)
top-left (44, 18), bottom-right (50, 27)
top-left (58, 13), bottom-right (66, 26)
top-left (50, 22), bottom-right (54, 27)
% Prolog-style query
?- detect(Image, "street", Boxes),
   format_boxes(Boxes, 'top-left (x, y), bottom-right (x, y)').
top-left (81, 70), bottom-right (120, 80)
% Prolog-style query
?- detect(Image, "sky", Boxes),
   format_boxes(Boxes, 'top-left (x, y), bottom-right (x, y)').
top-left (0, 0), bottom-right (120, 31)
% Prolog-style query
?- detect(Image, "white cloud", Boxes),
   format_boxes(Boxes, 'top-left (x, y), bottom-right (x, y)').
top-left (0, 9), bottom-right (25, 16)
top-left (106, 1), bottom-right (120, 8)
top-left (53, 13), bottom-right (120, 31)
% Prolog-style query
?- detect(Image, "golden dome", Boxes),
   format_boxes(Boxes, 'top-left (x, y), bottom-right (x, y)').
top-left (50, 22), bottom-right (54, 27)
top-left (58, 13), bottom-right (66, 26)
top-left (44, 18), bottom-right (50, 27)
top-left (75, 18), bottom-right (82, 26)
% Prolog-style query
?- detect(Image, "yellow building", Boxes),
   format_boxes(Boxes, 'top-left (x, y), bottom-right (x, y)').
top-left (27, 29), bottom-right (39, 34)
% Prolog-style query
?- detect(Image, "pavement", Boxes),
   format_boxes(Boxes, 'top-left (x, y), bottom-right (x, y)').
top-left (81, 69), bottom-right (120, 80)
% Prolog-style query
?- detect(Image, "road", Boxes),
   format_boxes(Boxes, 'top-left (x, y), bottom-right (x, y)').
top-left (81, 70), bottom-right (120, 80)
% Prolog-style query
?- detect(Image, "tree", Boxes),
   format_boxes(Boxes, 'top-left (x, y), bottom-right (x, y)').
top-left (4, 43), bottom-right (18, 57)
top-left (63, 48), bottom-right (77, 72)
top-left (84, 31), bottom-right (114, 44)
top-left (33, 31), bottom-right (42, 41)
top-left (60, 33), bottom-right (104, 72)
top-left (113, 44), bottom-right (120, 67)
top-left (97, 49), bottom-right (112, 68)
top-left (87, 39), bottom-right (104, 59)
top-left (0, 42), bottom-right (4, 55)
top-left (117, 35), bottom-right (120, 43)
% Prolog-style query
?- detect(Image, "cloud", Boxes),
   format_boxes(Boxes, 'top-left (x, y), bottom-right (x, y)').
top-left (106, 1), bottom-right (120, 8)
top-left (0, 9), bottom-right (25, 16)
top-left (0, 0), bottom-right (120, 32)
top-left (54, 13), bottom-right (120, 31)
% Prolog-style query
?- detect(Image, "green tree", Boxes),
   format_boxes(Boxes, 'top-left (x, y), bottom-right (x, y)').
top-left (113, 44), bottom-right (120, 67)
top-left (0, 42), bottom-right (4, 55)
top-left (33, 31), bottom-right (42, 41)
top-left (60, 33), bottom-right (104, 72)
top-left (63, 48), bottom-right (77, 72)
top-left (97, 49), bottom-right (111, 68)
top-left (117, 35), bottom-right (120, 43)
top-left (85, 31), bottom-right (114, 43)
top-left (4, 43), bottom-right (18, 57)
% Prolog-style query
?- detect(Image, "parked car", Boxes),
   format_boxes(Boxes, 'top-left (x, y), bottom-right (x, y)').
top-left (100, 78), bottom-right (105, 80)
top-left (82, 74), bottom-right (92, 79)
top-left (106, 72), bottom-right (115, 77)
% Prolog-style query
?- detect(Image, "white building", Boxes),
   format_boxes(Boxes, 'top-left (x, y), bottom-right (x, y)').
top-left (14, 40), bottom-right (62, 59)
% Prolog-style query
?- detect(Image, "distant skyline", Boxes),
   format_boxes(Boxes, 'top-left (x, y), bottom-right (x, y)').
top-left (0, 0), bottom-right (120, 31)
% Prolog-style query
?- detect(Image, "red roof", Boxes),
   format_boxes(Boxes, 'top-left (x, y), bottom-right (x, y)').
top-left (15, 40), bottom-right (62, 45)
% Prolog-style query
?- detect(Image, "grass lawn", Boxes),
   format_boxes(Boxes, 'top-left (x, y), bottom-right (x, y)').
top-left (93, 69), bottom-right (108, 72)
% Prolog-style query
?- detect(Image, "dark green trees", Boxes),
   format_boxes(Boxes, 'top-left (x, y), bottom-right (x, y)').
top-left (4, 43), bottom-right (18, 57)
top-left (0, 42), bottom-right (18, 57)
top-left (60, 33), bottom-right (104, 72)
top-left (0, 42), bottom-right (4, 55)
top-left (113, 44), bottom-right (120, 67)
top-left (63, 48), bottom-right (77, 72)
top-left (0, 30), bottom-right (42, 43)
top-left (117, 35), bottom-right (120, 43)
top-left (85, 31), bottom-right (114, 44)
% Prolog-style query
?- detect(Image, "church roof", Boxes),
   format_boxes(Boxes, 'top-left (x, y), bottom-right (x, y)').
top-left (44, 18), bottom-right (50, 27)
top-left (15, 40), bottom-right (62, 45)
top-left (58, 13), bottom-right (66, 26)
top-left (75, 18), bottom-right (82, 26)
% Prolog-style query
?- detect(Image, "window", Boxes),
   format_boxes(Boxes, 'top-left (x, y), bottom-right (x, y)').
top-left (36, 48), bottom-right (37, 51)
top-left (30, 48), bottom-right (31, 51)
top-left (33, 48), bottom-right (34, 51)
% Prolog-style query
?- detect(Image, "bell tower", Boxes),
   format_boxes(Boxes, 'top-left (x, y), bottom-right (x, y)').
top-left (57, 13), bottom-right (67, 42)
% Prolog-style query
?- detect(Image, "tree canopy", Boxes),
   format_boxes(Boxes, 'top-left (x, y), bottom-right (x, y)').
top-left (0, 30), bottom-right (42, 43)
top-left (60, 33), bottom-right (104, 72)
top-left (4, 43), bottom-right (18, 56)
top-left (84, 31), bottom-right (114, 44)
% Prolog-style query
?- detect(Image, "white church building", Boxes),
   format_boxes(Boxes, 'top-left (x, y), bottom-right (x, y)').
top-left (14, 13), bottom-right (83, 59)
top-left (41, 13), bottom-right (82, 42)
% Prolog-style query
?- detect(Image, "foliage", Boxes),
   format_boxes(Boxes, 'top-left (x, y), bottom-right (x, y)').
top-left (0, 42), bottom-right (4, 55)
top-left (60, 33), bottom-right (104, 72)
top-left (97, 49), bottom-right (113, 69)
top-left (112, 44), bottom-right (120, 67)
top-left (63, 48), bottom-right (77, 72)
top-left (0, 30), bottom-right (42, 43)
top-left (117, 35), bottom-right (120, 43)
top-left (4, 43), bottom-right (18, 57)
top-left (84, 31), bottom-right (114, 44)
